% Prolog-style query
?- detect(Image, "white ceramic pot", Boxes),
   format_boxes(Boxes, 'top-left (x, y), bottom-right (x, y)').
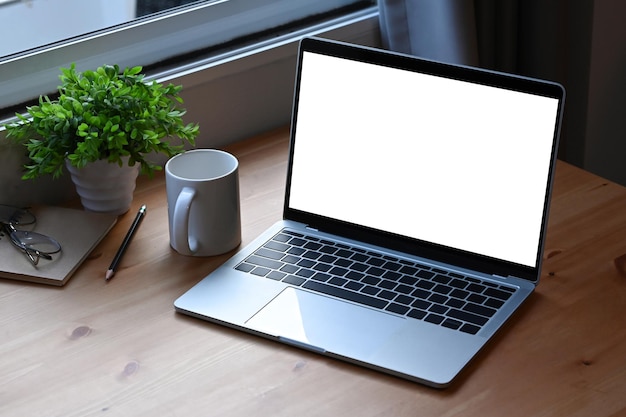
top-left (65, 158), bottom-right (140, 215)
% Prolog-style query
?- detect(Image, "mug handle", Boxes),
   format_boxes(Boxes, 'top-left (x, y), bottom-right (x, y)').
top-left (173, 186), bottom-right (199, 254)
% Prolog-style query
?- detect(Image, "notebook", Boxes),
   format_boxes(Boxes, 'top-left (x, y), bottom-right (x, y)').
top-left (0, 205), bottom-right (117, 286)
top-left (175, 37), bottom-right (565, 387)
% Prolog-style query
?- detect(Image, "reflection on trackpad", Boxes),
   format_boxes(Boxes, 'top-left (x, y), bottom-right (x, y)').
top-left (246, 287), bottom-right (405, 359)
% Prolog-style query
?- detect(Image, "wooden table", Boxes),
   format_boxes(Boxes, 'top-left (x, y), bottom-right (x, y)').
top-left (2, 127), bottom-right (626, 416)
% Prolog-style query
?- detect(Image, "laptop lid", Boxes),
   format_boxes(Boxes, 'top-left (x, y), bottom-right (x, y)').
top-left (284, 37), bottom-right (565, 284)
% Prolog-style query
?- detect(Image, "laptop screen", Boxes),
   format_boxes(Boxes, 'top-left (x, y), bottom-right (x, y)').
top-left (287, 41), bottom-right (562, 271)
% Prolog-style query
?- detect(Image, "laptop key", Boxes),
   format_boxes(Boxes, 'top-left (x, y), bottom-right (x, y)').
top-left (450, 289), bottom-right (469, 299)
top-left (302, 281), bottom-right (388, 309)
top-left (399, 275), bottom-right (418, 286)
top-left (485, 297), bottom-right (505, 309)
top-left (351, 262), bottom-right (369, 272)
top-left (319, 254), bottom-right (338, 264)
top-left (467, 294), bottom-right (487, 304)
top-left (449, 278), bottom-right (468, 289)
top-left (264, 241), bottom-right (290, 252)
top-left (329, 277), bottom-right (348, 286)
top-left (251, 267), bottom-right (270, 277)
top-left (447, 308), bottom-right (489, 326)
top-left (382, 270), bottom-right (402, 281)
top-left (463, 302), bottom-right (497, 318)
top-left (366, 257), bottom-right (386, 267)
top-left (351, 253), bottom-right (369, 262)
top-left (484, 287), bottom-right (513, 301)
top-left (433, 274), bottom-right (451, 284)
top-left (297, 259), bottom-right (315, 268)
top-left (411, 299), bottom-right (432, 310)
top-left (378, 279), bottom-right (396, 290)
top-left (295, 268), bottom-right (315, 278)
top-left (441, 318), bottom-right (463, 330)
top-left (382, 261), bottom-right (402, 271)
top-left (424, 313), bottom-right (445, 325)
top-left (367, 266), bottom-right (385, 276)
top-left (235, 263), bottom-right (254, 273)
top-left (311, 272), bottom-right (331, 282)
top-left (329, 266), bottom-right (349, 276)
top-left (280, 264), bottom-right (299, 274)
top-left (256, 247), bottom-right (284, 260)
top-left (319, 245), bottom-right (338, 254)
top-left (395, 294), bottom-right (414, 306)
top-left (287, 247), bottom-right (305, 256)
top-left (346, 270), bottom-right (365, 281)
top-left (407, 308), bottom-right (427, 320)
top-left (445, 298), bottom-right (465, 309)
top-left (345, 281), bottom-right (364, 291)
top-left (335, 258), bottom-right (353, 268)
top-left (395, 284), bottom-right (413, 294)
top-left (428, 293), bottom-right (448, 304)
top-left (267, 271), bottom-right (286, 281)
top-left (304, 241), bottom-right (322, 250)
top-left (399, 265), bottom-right (418, 275)
top-left (411, 288), bottom-right (431, 299)
top-left (273, 233), bottom-right (291, 242)
top-left (288, 237), bottom-right (307, 246)
top-left (283, 275), bottom-right (306, 286)
top-left (429, 304), bottom-right (449, 315)
top-left (432, 284), bottom-right (453, 295)
top-left (386, 303), bottom-right (410, 315)
top-left (378, 290), bottom-right (396, 300)
top-left (313, 263), bottom-right (333, 272)
top-left (362, 275), bottom-right (381, 286)
top-left (282, 254), bottom-right (300, 265)
top-left (416, 270), bottom-right (435, 279)
top-left (416, 280), bottom-right (435, 290)
top-left (459, 323), bottom-right (481, 335)
top-left (302, 250), bottom-right (322, 260)
top-left (335, 249), bottom-right (354, 258)
top-left (361, 285), bottom-right (380, 295)
top-left (467, 283), bottom-right (486, 294)
top-left (246, 255), bottom-right (283, 270)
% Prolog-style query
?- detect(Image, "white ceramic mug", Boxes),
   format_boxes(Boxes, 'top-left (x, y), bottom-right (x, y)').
top-left (165, 149), bottom-right (241, 256)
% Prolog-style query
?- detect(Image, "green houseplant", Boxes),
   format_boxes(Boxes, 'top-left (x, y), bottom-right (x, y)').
top-left (4, 63), bottom-right (199, 214)
top-left (5, 63), bottom-right (199, 179)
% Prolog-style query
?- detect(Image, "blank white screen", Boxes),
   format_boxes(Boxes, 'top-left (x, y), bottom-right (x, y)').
top-left (288, 52), bottom-right (559, 267)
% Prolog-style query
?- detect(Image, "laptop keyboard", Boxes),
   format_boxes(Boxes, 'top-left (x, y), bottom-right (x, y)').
top-left (235, 230), bottom-right (516, 335)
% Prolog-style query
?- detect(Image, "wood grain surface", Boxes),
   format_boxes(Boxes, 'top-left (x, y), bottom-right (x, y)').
top-left (1, 127), bottom-right (625, 417)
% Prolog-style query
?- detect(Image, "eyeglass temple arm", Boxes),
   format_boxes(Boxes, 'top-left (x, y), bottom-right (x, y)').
top-left (3, 223), bottom-right (53, 265)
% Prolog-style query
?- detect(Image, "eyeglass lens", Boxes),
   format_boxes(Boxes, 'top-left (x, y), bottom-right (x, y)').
top-left (10, 230), bottom-right (61, 255)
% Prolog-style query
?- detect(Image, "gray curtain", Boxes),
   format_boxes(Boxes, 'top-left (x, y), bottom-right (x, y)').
top-left (379, 0), bottom-right (479, 66)
top-left (378, 0), bottom-right (595, 166)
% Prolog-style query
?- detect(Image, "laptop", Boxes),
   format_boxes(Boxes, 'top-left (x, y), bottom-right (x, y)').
top-left (175, 37), bottom-right (565, 388)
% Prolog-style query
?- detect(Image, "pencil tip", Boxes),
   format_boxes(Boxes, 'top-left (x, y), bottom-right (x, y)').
top-left (105, 269), bottom-right (114, 281)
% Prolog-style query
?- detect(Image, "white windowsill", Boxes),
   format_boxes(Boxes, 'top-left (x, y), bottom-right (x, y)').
top-left (0, 8), bottom-right (381, 206)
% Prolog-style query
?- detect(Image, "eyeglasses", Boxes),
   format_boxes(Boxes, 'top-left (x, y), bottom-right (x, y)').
top-left (0, 205), bottom-right (62, 266)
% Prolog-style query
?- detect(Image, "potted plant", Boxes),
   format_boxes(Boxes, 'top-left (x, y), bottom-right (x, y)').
top-left (4, 63), bottom-right (199, 214)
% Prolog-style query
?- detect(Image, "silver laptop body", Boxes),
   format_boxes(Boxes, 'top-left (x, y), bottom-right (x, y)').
top-left (175, 37), bottom-right (565, 388)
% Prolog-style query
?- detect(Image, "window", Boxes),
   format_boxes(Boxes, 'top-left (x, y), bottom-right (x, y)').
top-left (0, 0), bottom-right (373, 112)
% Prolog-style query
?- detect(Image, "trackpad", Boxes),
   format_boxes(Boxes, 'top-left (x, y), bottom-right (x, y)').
top-left (246, 287), bottom-right (405, 359)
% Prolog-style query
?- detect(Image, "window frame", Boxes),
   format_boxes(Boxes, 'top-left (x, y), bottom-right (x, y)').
top-left (0, 0), bottom-right (372, 111)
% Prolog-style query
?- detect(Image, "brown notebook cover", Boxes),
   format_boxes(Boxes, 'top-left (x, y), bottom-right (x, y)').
top-left (0, 206), bottom-right (117, 286)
